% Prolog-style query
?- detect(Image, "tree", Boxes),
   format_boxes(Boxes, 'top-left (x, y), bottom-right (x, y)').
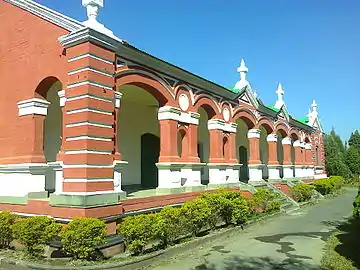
top-left (345, 146), bottom-right (360, 175)
top-left (348, 130), bottom-right (360, 152)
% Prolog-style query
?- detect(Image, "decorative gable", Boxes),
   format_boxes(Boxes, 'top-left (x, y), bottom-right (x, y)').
top-left (237, 86), bottom-right (259, 108)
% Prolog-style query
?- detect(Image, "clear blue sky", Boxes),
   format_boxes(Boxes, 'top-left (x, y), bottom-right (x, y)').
top-left (37, 0), bottom-right (359, 141)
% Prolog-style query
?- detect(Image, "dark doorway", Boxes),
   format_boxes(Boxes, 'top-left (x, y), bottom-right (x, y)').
top-left (239, 146), bottom-right (249, 182)
top-left (141, 133), bottom-right (160, 189)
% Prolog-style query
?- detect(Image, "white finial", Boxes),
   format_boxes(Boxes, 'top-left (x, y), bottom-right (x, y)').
top-left (234, 58), bottom-right (249, 90)
top-left (81, 0), bottom-right (122, 42)
top-left (311, 100), bottom-right (318, 112)
top-left (274, 82), bottom-right (285, 109)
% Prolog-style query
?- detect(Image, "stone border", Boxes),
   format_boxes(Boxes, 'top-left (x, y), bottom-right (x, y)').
top-left (0, 211), bottom-right (286, 270)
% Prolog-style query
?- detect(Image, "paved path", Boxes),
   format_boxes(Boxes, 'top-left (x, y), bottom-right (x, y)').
top-left (143, 188), bottom-right (357, 270)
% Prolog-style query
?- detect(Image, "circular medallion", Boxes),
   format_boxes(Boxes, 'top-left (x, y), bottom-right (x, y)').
top-left (223, 107), bottom-right (230, 122)
top-left (179, 94), bottom-right (189, 111)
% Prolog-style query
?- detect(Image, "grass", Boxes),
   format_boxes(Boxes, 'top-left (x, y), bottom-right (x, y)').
top-left (321, 218), bottom-right (360, 270)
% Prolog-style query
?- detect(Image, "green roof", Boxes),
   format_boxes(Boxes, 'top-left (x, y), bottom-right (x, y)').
top-left (297, 117), bottom-right (309, 124)
top-left (265, 105), bottom-right (280, 113)
top-left (226, 86), bottom-right (242, 94)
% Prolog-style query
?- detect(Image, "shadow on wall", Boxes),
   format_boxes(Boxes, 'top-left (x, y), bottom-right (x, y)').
top-left (194, 255), bottom-right (319, 270)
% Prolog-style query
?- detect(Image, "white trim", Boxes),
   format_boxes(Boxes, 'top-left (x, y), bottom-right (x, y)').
top-left (68, 67), bottom-right (113, 77)
top-left (17, 98), bottom-right (50, 116)
top-left (66, 121), bottom-right (112, 128)
top-left (158, 106), bottom-right (199, 125)
top-left (62, 164), bottom-right (113, 169)
top-left (66, 108), bottom-right (112, 116)
top-left (266, 133), bottom-right (278, 142)
top-left (4, 0), bottom-right (84, 32)
top-left (282, 137), bottom-right (292, 145)
top-left (293, 140), bottom-right (302, 147)
top-left (114, 91), bottom-right (122, 109)
top-left (63, 178), bottom-right (114, 182)
top-left (66, 136), bottom-right (112, 142)
top-left (66, 94), bottom-right (113, 103)
top-left (247, 129), bottom-right (261, 139)
top-left (67, 81), bottom-right (113, 91)
top-left (207, 119), bottom-right (237, 133)
top-left (68, 53), bottom-right (113, 65)
top-left (58, 90), bottom-right (66, 107)
top-left (305, 143), bottom-right (312, 150)
top-left (56, 190), bottom-right (117, 195)
top-left (65, 150), bottom-right (112, 155)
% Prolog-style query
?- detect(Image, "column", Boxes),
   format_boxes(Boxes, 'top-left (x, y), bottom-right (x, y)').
top-left (282, 137), bottom-right (294, 178)
top-left (49, 41), bottom-right (122, 216)
top-left (247, 129), bottom-right (264, 182)
top-left (293, 140), bottom-right (303, 178)
top-left (267, 133), bottom-right (280, 180)
top-left (305, 143), bottom-right (314, 178)
top-left (301, 142), bottom-right (308, 178)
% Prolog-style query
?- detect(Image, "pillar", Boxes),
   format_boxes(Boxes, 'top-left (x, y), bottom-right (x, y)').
top-left (305, 143), bottom-right (314, 178)
top-left (282, 137), bottom-right (294, 178)
top-left (293, 140), bottom-right (303, 178)
top-left (247, 129), bottom-right (264, 182)
top-left (267, 133), bottom-right (280, 180)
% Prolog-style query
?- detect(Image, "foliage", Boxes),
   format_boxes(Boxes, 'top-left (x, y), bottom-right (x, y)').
top-left (290, 183), bottom-right (315, 202)
top-left (312, 176), bottom-right (344, 195)
top-left (348, 130), bottom-right (360, 152)
top-left (231, 196), bottom-right (250, 225)
top-left (152, 206), bottom-right (184, 248)
top-left (181, 197), bottom-right (212, 236)
top-left (321, 233), bottom-right (357, 270)
top-left (0, 212), bottom-right (17, 249)
top-left (248, 188), bottom-right (281, 213)
top-left (117, 214), bottom-right (155, 255)
top-left (61, 218), bottom-right (106, 260)
top-left (11, 216), bottom-right (61, 258)
top-left (345, 146), bottom-right (360, 175)
top-left (352, 190), bottom-right (360, 219)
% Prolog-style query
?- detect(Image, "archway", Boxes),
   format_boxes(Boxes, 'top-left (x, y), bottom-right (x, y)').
top-left (235, 118), bottom-right (253, 182)
top-left (36, 77), bottom-right (62, 194)
top-left (117, 84), bottom-right (160, 192)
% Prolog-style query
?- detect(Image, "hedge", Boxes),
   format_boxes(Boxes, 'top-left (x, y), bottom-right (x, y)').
top-left (312, 176), bottom-right (344, 195)
top-left (118, 188), bottom-right (281, 255)
top-left (290, 183), bottom-right (315, 202)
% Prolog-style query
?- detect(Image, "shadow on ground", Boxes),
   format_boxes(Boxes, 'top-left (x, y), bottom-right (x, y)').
top-left (194, 256), bottom-right (318, 270)
top-left (325, 218), bottom-right (360, 269)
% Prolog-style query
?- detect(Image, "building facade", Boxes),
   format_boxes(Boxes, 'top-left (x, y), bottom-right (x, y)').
top-left (0, 0), bottom-right (326, 232)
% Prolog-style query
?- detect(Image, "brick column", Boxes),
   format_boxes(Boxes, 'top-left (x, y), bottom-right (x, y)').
top-left (267, 133), bottom-right (279, 166)
top-left (247, 129), bottom-right (263, 182)
top-left (293, 140), bottom-right (303, 178)
top-left (282, 137), bottom-right (294, 178)
top-left (187, 123), bottom-right (200, 163)
top-left (158, 119), bottom-right (180, 163)
top-left (208, 129), bottom-right (224, 163)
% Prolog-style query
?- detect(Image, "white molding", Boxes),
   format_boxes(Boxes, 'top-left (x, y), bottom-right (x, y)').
top-left (66, 136), bottom-right (112, 142)
top-left (66, 108), bottom-right (112, 116)
top-left (17, 98), bottom-right (50, 116)
top-left (293, 140), bottom-right (302, 148)
top-left (67, 81), bottom-right (113, 91)
top-left (66, 94), bottom-right (113, 103)
top-left (68, 67), bottom-right (113, 77)
top-left (68, 53), bottom-right (113, 65)
top-left (266, 133), bottom-right (278, 142)
top-left (305, 143), bottom-right (312, 150)
top-left (282, 137), bottom-right (292, 145)
top-left (63, 178), bottom-right (114, 182)
top-left (248, 129), bottom-right (261, 139)
top-left (114, 91), bottom-right (122, 109)
top-left (66, 121), bottom-right (112, 128)
top-left (207, 119), bottom-right (237, 133)
top-left (158, 106), bottom-right (199, 125)
top-left (4, 0), bottom-right (84, 32)
top-left (55, 191), bottom-right (119, 196)
top-left (62, 164), bottom-right (113, 169)
top-left (64, 150), bottom-right (112, 155)
top-left (58, 90), bottom-right (66, 107)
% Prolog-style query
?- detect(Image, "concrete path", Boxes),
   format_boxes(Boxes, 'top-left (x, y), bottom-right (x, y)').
top-left (143, 188), bottom-right (357, 270)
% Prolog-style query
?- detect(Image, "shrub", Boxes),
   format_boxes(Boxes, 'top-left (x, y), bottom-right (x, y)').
top-left (152, 206), bottom-right (184, 248)
top-left (181, 197), bottom-right (212, 236)
top-left (117, 214), bottom-right (155, 255)
top-left (313, 176), bottom-right (344, 195)
top-left (231, 197), bottom-right (250, 225)
top-left (0, 211), bottom-right (17, 248)
top-left (12, 216), bottom-right (61, 257)
top-left (353, 190), bottom-right (360, 218)
top-left (290, 183), bottom-right (315, 202)
top-left (248, 188), bottom-right (281, 213)
top-left (61, 218), bottom-right (106, 260)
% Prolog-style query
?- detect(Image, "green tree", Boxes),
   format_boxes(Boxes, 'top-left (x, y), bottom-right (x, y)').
top-left (348, 130), bottom-right (360, 151)
top-left (345, 146), bottom-right (360, 175)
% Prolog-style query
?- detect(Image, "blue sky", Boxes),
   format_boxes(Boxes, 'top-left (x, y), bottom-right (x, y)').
top-left (37, 0), bottom-right (360, 141)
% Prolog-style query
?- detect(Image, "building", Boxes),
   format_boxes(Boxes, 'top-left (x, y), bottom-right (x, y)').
top-left (0, 0), bottom-right (326, 232)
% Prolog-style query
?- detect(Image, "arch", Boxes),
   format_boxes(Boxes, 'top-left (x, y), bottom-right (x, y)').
top-left (233, 108), bottom-right (257, 129)
top-left (289, 130), bottom-right (300, 141)
top-left (275, 122), bottom-right (289, 137)
top-left (174, 84), bottom-right (195, 106)
top-left (177, 126), bottom-right (188, 158)
top-left (194, 95), bottom-right (219, 119)
top-left (35, 76), bottom-right (61, 99)
top-left (257, 118), bottom-right (274, 134)
top-left (304, 136), bottom-right (311, 143)
top-left (116, 69), bottom-right (175, 107)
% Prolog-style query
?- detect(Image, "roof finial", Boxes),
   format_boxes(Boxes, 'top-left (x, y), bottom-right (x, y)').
top-left (82, 0), bottom-right (103, 22)
top-left (274, 82), bottom-right (285, 109)
top-left (234, 58), bottom-right (249, 90)
top-left (311, 100), bottom-right (318, 112)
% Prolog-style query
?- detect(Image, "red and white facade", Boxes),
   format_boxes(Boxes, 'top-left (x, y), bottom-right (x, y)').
top-left (0, 0), bottom-right (326, 232)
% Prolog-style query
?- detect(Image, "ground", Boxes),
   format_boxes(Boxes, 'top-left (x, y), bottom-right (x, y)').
top-left (143, 188), bottom-right (357, 270)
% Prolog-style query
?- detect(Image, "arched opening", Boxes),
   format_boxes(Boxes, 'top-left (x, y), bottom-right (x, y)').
top-left (235, 117), bottom-right (254, 182)
top-left (117, 84), bottom-right (160, 192)
top-left (223, 135), bottom-right (229, 160)
top-left (197, 105), bottom-right (215, 185)
top-left (36, 77), bottom-right (62, 194)
top-left (277, 129), bottom-right (287, 178)
top-left (177, 128), bottom-right (187, 158)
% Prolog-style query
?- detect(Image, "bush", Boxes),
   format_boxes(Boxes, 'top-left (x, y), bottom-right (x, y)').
top-left (117, 214), bottom-right (155, 255)
top-left (61, 218), bottom-right (106, 260)
top-left (248, 188), bottom-right (281, 213)
top-left (290, 183), bottom-right (315, 202)
top-left (353, 190), bottom-right (360, 218)
top-left (0, 211), bottom-right (17, 248)
top-left (152, 206), bottom-right (184, 248)
top-left (231, 197), bottom-right (250, 225)
top-left (12, 216), bottom-right (61, 257)
top-left (313, 176), bottom-right (344, 195)
top-left (181, 197), bottom-right (212, 236)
